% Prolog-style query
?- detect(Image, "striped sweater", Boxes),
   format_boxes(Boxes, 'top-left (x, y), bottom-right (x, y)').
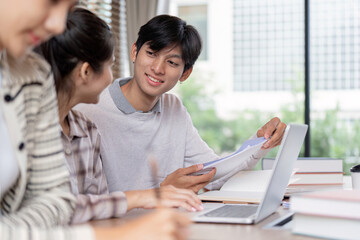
top-left (0, 52), bottom-right (94, 240)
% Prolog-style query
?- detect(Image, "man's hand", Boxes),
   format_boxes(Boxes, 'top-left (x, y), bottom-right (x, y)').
top-left (257, 117), bottom-right (287, 149)
top-left (161, 164), bottom-right (216, 193)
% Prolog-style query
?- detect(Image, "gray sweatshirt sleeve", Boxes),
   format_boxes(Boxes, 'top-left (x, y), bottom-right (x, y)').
top-left (183, 108), bottom-right (270, 190)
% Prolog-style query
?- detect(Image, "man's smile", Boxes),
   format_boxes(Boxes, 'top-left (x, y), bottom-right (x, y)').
top-left (146, 73), bottom-right (164, 83)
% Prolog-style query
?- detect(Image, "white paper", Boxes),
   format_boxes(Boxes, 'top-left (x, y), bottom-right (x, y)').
top-left (220, 169), bottom-right (272, 192)
top-left (193, 137), bottom-right (267, 181)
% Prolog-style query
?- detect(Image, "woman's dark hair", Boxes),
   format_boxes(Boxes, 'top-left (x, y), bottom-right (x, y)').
top-left (36, 7), bottom-right (115, 96)
top-left (135, 15), bottom-right (202, 73)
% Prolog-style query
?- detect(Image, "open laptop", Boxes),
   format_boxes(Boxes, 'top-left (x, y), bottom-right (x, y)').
top-left (193, 123), bottom-right (308, 224)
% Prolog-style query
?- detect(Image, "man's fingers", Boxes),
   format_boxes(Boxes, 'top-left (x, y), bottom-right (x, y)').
top-left (257, 128), bottom-right (264, 138)
top-left (181, 164), bottom-right (203, 175)
top-left (268, 123), bottom-right (286, 147)
top-left (188, 169), bottom-right (217, 193)
top-left (263, 117), bottom-right (281, 139)
top-left (262, 121), bottom-right (286, 149)
top-left (191, 168), bottom-right (216, 183)
top-left (191, 181), bottom-right (211, 193)
top-left (257, 117), bottom-right (279, 138)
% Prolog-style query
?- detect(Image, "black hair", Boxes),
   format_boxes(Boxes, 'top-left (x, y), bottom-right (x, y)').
top-left (135, 14), bottom-right (202, 73)
top-left (36, 7), bottom-right (115, 96)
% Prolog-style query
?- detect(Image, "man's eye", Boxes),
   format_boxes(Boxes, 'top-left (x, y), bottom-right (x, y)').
top-left (168, 61), bottom-right (179, 66)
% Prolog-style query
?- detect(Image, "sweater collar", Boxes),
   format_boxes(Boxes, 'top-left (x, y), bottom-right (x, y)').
top-left (109, 77), bottom-right (162, 114)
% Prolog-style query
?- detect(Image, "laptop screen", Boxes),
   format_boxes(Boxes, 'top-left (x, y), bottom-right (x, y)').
top-left (255, 124), bottom-right (308, 223)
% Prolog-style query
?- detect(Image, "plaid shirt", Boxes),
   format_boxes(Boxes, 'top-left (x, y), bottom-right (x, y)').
top-left (61, 110), bottom-right (127, 224)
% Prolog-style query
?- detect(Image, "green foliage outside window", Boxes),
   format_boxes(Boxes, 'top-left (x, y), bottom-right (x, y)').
top-left (176, 75), bottom-right (360, 175)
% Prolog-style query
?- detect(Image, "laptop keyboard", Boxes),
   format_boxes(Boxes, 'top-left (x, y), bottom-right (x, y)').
top-left (203, 205), bottom-right (258, 218)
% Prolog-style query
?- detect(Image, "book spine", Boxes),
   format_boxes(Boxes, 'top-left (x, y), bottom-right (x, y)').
top-left (262, 158), bottom-right (343, 173)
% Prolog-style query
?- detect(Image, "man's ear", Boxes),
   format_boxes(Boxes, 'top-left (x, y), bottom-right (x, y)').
top-left (179, 67), bottom-right (193, 83)
top-left (79, 62), bottom-right (91, 84)
top-left (130, 43), bottom-right (138, 63)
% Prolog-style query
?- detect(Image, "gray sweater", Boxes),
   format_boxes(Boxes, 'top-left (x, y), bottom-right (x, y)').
top-left (75, 78), bottom-right (268, 191)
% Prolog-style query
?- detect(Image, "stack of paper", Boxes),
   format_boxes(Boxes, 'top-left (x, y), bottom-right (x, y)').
top-left (262, 157), bottom-right (343, 185)
top-left (194, 137), bottom-right (267, 181)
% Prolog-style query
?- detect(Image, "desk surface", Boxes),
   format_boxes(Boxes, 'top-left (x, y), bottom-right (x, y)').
top-left (189, 207), bottom-right (309, 240)
top-left (90, 176), bottom-right (352, 240)
top-left (90, 206), bottom-right (312, 240)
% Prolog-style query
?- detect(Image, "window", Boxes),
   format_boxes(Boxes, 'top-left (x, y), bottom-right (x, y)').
top-left (170, 0), bottom-right (209, 61)
top-left (170, 0), bottom-right (360, 173)
top-left (311, 0), bottom-right (360, 90)
top-left (310, 0), bottom-right (360, 173)
top-left (178, 4), bottom-right (208, 60)
top-left (233, 0), bottom-right (304, 91)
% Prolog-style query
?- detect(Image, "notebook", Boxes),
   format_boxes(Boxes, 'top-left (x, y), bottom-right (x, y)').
top-left (193, 123), bottom-right (308, 224)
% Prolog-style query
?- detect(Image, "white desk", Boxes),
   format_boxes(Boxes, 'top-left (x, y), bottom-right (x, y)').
top-left (189, 207), bottom-right (309, 240)
top-left (90, 176), bottom-right (352, 240)
top-left (90, 206), bottom-right (312, 240)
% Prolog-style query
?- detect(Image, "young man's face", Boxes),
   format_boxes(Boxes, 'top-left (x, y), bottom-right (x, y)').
top-left (131, 42), bottom-right (192, 99)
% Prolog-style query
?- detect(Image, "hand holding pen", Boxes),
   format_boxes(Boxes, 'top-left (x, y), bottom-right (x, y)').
top-left (147, 156), bottom-right (192, 239)
top-left (148, 155), bottom-right (204, 211)
top-left (149, 155), bottom-right (162, 206)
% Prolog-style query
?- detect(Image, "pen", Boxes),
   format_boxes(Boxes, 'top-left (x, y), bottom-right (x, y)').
top-left (149, 154), bottom-right (161, 205)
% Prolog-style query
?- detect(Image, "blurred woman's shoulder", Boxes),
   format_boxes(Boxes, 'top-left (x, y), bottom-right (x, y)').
top-left (1, 50), bottom-right (52, 85)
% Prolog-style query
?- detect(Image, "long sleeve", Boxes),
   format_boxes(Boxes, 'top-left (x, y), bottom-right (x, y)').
top-left (71, 191), bottom-right (128, 224)
top-left (0, 52), bottom-right (95, 239)
top-left (183, 108), bottom-right (270, 190)
top-left (62, 110), bottom-right (128, 224)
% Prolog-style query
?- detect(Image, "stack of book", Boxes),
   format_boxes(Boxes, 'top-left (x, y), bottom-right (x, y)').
top-left (290, 189), bottom-right (360, 240)
top-left (262, 157), bottom-right (343, 185)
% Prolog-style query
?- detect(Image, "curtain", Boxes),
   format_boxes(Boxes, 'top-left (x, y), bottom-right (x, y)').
top-left (125, 0), bottom-right (158, 75)
top-left (156, 0), bottom-right (170, 15)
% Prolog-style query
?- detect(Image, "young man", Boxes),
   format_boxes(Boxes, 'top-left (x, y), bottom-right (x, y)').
top-left (76, 15), bottom-right (286, 193)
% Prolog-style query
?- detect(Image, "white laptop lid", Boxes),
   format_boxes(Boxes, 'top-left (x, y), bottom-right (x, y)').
top-left (254, 123), bottom-right (307, 223)
top-left (194, 123), bottom-right (308, 224)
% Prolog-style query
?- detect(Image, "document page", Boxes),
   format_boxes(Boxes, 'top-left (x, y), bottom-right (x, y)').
top-left (198, 170), bottom-right (272, 203)
top-left (220, 169), bottom-right (273, 192)
top-left (193, 137), bottom-right (267, 181)
top-left (199, 170), bottom-right (298, 203)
